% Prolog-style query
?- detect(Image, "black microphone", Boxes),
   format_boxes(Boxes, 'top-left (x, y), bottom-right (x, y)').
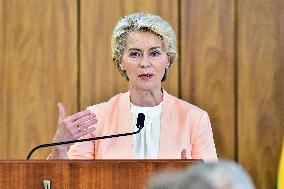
top-left (27, 113), bottom-right (145, 159)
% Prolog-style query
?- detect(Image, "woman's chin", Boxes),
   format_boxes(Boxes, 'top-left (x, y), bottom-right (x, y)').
top-left (136, 82), bottom-right (160, 91)
top-left (130, 78), bottom-right (161, 92)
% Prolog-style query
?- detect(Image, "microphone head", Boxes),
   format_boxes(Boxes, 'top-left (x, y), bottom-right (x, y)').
top-left (136, 113), bottom-right (145, 129)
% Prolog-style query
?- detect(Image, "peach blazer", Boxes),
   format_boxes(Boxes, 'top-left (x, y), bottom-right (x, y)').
top-left (68, 90), bottom-right (217, 161)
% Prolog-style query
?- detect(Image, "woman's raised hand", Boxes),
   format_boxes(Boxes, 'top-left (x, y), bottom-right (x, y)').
top-left (51, 102), bottom-right (97, 157)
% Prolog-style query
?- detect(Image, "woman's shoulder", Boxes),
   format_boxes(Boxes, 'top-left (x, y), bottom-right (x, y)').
top-left (165, 91), bottom-right (207, 116)
top-left (86, 92), bottom-right (128, 113)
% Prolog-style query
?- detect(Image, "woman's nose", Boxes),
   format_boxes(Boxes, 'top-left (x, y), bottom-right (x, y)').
top-left (139, 56), bottom-right (151, 67)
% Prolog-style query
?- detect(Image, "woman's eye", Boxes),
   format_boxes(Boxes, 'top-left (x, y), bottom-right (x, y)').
top-left (129, 52), bottom-right (140, 58)
top-left (150, 50), bottom-right (161, 57)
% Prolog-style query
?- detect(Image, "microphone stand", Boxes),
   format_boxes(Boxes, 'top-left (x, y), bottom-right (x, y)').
top-left (27, 125), bottom-right (144, 160)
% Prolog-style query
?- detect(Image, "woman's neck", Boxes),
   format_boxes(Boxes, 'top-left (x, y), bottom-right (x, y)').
top-left (130, 87), bottom-right (163, 107)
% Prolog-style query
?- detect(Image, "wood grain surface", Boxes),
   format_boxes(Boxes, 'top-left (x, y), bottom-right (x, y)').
top-left (80, 0), bottom-right (179, 109)
top-left (180, 0), bottom-right (235, 159)
top-left (0, 0), bottom-right (78, 159)
top-left (0, 160), bottom-right (199, 189)
top-left (238, 0), bottom-right (284, 188)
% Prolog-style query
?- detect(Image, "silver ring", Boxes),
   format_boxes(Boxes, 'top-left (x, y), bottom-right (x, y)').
top-left (78, 126), bottom-right (82, 132)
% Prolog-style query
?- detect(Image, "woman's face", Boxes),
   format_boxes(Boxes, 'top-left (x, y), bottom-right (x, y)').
top-left (120, 31), bottom-right (169, 91)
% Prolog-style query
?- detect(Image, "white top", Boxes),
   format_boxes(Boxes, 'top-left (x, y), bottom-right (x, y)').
top-left (130, 102), bottom-right (163, 159)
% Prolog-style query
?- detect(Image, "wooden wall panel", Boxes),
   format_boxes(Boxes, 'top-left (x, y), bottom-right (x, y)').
top-left (181, 0), bottom-right (235, 159)
top-left (238, 0), bottom-right (284, 188)
top-left (0, 0), bottom-right (78, 159)
top-left (0, 0), bottom-right (7, 159)
top-left (80, 0), bottom-right (178, 108)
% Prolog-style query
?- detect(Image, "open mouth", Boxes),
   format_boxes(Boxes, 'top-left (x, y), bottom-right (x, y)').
top-left (138, 73), bottom-right (154, 80)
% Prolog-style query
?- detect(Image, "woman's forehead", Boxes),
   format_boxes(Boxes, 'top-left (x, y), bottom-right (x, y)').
top-left (125, 31), bottom-right (163, 49)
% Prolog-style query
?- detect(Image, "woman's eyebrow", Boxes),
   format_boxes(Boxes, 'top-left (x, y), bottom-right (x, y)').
top-left (149, 46), bottom-right (162, 51)
top-left (128, 46), bottom-right (162, 52)
top-left (128, 48), bottom-right (142, 52)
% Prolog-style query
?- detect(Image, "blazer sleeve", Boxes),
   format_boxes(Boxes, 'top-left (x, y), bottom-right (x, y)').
top-left (67, 133), bottom-right (95, 159)
top-left (191, 111), bottom-right (218, 162)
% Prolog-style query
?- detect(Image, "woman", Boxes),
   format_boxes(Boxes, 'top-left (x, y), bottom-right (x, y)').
top-left (50, 12), bottom-right (217, 161)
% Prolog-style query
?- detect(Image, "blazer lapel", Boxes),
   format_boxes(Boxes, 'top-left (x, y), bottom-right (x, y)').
top-left (159, 90), bottom-right (181, 159)
top-left (118, 91), bottom-right (133, 158)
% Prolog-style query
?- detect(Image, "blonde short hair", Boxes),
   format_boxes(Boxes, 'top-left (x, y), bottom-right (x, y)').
top-left (111, 12), bottom-right (178, 81)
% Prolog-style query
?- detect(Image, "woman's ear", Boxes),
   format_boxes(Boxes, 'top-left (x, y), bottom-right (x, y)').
top-left (167, 56), bottom-right (172, 67)
top-left (166, 58), bottom-right (171, 69)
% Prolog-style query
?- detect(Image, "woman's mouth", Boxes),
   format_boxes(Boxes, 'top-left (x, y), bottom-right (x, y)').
top-left (138, 73), bottom-right (154, 80)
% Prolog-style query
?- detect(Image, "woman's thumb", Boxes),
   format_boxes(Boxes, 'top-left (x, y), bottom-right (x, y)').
top-left (57, 102), bottom-right (66, 120)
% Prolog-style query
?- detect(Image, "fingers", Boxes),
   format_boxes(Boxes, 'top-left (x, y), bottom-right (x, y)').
top-left (65, 110), bottom-right (92, 122)
top-left (58, 117), bottom-right (97, 141)
top-left (75, 126), bottom-right (96, 139)
top-left (72, 114), bottom-right (97, 127)
top-left (78, 118), bottom-right (98, 130)
top-left (65, 111), bottom-right (97, 136)
top-left (56, 107), bottom-right (98, 142)
top-left (181, 149), bottom-right (187, 159)
top-left (57, 102), bottom-right (66, 120)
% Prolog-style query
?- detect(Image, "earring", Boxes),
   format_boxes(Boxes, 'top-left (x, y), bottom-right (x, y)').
top-left (166, 65), bottom-right (170, 70)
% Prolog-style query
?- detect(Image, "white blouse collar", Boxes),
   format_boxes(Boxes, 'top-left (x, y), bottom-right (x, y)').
top-left (130, 101), bottom-right (163, 117)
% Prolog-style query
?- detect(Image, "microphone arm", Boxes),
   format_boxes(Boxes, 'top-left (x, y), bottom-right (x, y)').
top-left (27, 126), bottom-right (143, 160)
